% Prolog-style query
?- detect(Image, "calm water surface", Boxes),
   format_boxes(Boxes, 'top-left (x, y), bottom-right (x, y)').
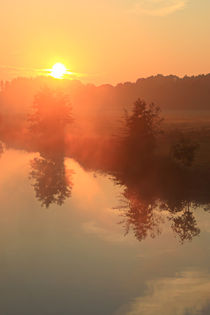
top-left (1, 149), bottom-right (210, 315)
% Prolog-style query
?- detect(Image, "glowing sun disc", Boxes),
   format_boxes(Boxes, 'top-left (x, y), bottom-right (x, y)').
top-left (50, 63), bottom-right (67, 79)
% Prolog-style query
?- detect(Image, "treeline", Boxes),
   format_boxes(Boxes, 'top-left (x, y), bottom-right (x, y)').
top-left (1, 74), bottom-right (210, 113)
top-left (1, 74), bottom-right (210, 139)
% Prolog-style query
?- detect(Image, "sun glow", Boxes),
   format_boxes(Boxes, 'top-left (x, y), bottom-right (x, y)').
top-left (50, 63), bottom-right (67, 79)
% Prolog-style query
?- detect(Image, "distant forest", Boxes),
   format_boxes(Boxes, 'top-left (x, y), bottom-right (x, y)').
top-left (1, 73), bottom-right (210, 136)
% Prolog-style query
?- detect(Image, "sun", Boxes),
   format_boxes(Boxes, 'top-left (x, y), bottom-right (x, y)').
top-left (50, 63), bottom-right (67, 79)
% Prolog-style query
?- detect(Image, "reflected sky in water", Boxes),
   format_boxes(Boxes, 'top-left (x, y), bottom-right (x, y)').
top-left (1, 150), bottom-right (210, 315)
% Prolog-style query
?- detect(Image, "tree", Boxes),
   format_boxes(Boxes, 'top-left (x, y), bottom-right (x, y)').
top-left (121, 99), bottom-right (163, 171)
top-left (28, 88), bottom-right (73, 152)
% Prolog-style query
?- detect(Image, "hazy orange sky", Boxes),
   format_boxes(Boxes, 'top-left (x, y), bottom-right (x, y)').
top-left (0, 0), bottom-right (209, 84)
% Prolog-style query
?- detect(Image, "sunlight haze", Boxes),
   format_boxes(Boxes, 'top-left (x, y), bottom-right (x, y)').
top-left (1, 1), bottom-right (210, 314)
top-left (0, 0), bottom-right (209, 84)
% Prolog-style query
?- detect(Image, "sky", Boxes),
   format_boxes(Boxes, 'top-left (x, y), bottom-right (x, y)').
top-left (0, 0), bottom-right (209, 84)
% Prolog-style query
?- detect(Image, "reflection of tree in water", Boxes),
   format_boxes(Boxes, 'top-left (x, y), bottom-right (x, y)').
top-left (118, 194), bottom-right (202, 244)
top-left (30, 154), bottom-right (73, 208)
top-left (119, 190), bottom-right (163, 242)
top-left (115, 165), bottom-right (210, 244)
top-left (170, 208), bottom-right (200, 243)
top-left (28, 88), bottom-right (74, 208)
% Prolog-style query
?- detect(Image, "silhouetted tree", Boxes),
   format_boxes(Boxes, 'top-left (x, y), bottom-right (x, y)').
top-left (28, 88), bottom-right (73, 153)
top-left (121, 99), bottom-right (163, 172)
